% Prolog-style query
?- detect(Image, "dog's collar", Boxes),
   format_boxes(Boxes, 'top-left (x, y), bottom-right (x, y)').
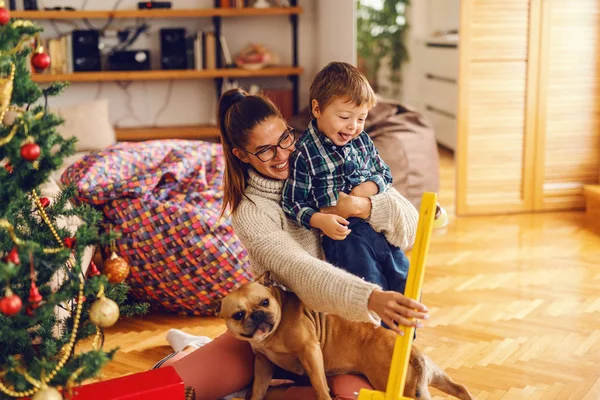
top-left (272, 280), bottom-right (291, 292)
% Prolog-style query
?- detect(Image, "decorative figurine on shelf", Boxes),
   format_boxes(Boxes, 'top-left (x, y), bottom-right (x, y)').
top-left (252, 0), bottom-right (271, 8)
top-left (234, 44), bottom-right (279, 70)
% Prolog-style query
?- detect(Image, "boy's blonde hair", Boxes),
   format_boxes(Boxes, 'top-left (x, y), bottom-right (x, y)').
top-left (309, 62), bottom-right (377, 117)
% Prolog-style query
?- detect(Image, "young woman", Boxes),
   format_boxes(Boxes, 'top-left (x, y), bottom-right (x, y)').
top-left (159, 89), bottom-right (429, 400)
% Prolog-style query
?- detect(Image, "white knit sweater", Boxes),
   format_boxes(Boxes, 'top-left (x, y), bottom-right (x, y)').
top-left (231, 169), bottom-right (419, 325)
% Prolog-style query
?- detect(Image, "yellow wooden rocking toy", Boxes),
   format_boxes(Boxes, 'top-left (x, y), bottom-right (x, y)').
top-left (357, 192), bottom-right (438, 400)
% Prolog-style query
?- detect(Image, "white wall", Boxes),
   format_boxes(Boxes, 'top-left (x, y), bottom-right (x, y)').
top-left (36, 0), bottom-right (324, 127)
top-left (315, 0), bottom-right (356, 70)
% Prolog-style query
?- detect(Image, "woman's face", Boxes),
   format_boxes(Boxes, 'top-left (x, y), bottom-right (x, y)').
top-left (233, 116), bottom-right (295, 181)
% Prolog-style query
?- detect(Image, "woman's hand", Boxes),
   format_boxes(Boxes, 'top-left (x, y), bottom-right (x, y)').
top-left (320, 193), bottom-right (371, 220)
top-left (367, 289), bottom-right (429, 335)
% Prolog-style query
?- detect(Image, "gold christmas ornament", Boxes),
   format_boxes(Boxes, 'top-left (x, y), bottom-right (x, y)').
top-left (32, 385), bottom-right (63, 400)
top-left (2, 107), bottom-right (21, 126)
top-left (0, 63), bottom-right (15, 124)
top-left (103, 251), bottom-right (130, 284)
top-left (89, 286), bottom-right (120, 328)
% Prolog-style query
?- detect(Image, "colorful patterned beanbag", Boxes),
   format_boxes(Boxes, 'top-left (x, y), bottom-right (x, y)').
top-left (62, 140), bottom-right (252, 315)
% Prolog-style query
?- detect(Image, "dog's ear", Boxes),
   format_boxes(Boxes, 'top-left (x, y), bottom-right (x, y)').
top-left (255, 271), bottom-right (274, 288)
top-left (211, 297), bottom-right (223, 317)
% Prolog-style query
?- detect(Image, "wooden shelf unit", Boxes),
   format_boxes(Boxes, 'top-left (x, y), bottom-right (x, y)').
top-left (17, 2), bottom-right (302, 141)
top-left (10, 7), bottom-right (303, 19)
top-left (114, 125), bottom-right (220, 142)
top-left (31, 67), bottom-right (304, 83)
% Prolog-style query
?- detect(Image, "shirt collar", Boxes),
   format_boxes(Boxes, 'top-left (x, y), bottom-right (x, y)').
top-left (308, 119), bottom-right (339, 150)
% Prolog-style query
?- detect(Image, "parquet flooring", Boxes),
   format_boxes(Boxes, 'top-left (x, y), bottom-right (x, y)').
top-left (80, 147), bottom-right (600, 399)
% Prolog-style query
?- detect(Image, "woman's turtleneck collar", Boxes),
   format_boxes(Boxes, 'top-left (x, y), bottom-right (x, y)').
top-left (247, 169), bottom-right (284, 199)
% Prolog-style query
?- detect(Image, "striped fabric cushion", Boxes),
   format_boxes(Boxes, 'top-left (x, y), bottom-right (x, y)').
top-left (62, 140), bottom-right (252, 315)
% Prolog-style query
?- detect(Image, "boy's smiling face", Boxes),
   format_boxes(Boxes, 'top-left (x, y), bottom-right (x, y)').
top-left (312, 97), bottom-right (369, 147)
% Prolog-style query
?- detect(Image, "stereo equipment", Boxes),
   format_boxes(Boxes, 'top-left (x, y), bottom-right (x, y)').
top-left (137, 1), bottom-right (172, 9)
top-left (71, 30), bottom-right (101, 72)
top-left (108, 50), bottom-right (151, 71)
top-left (23, 0), bottom-right (38, 10)
top-left (160, 28), bottom-right (188, 70)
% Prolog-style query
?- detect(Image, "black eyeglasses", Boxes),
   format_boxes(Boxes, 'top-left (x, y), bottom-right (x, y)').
top-left (241, 128), bottom-right (296, 162)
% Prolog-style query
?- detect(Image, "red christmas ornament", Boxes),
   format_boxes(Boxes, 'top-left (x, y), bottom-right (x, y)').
top-left (5, 247), bottom-right (20, 265)
top-left (87, 261), bottom-right (100, 277)
top-left (0, 289), bottom-right (22, 316)
top-left (4, 163), bottom-right (12, 174)
top-left (20, 142), bottom-right (41, 161)
top-left (29, 282), bottom-right (43, 304)
top-left (31, 51), bottom-right (51, 71)
top-left (39, 197), bottom-right (50, 208)
top-left (63, 237), bottom-right (76, 248)
top-left (0, 7), bottom-right (10, 25)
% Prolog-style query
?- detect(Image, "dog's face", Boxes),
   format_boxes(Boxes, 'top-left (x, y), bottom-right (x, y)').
top-left (219, 280), bottom-right (281, 343)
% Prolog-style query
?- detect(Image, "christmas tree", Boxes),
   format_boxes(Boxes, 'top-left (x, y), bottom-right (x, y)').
top-left (0, 4), bottom-right (148, 399)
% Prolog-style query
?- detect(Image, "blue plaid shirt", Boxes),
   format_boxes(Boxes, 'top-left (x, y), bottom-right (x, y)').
top-left (282, 119), bottom-right (392, 229)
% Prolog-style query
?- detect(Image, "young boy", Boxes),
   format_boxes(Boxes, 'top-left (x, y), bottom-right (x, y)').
top-left (282, 62), bottom-right (410, 294)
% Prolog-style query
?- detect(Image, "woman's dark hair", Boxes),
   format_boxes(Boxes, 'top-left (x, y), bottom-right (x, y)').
top-left (218, 88), bottom-right (282, 217)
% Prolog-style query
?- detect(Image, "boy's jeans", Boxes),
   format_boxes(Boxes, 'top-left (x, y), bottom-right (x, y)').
top-left (321, 218), bottom-right (409, 295)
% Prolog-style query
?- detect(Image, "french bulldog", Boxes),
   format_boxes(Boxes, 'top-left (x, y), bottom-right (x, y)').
top-left (218, 274), bottom-right (475, 400)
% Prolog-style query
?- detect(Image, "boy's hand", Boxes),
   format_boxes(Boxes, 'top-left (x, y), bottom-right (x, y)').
top-left (349, 181), bottom-right (379, 198)
top-left (310, 212), bottom-right (351, 240)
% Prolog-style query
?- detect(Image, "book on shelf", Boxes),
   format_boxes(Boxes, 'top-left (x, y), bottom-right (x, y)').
top-left (185, 35), bottom-right (195, 70)
top-left (42, 34), bottom-right (72, 75)
top-left (219, 34), bottom-right (233, 67)
top-left (193, 31), bottom-right (204, 71)
top-left (203, 31), bottom-right (216, 70)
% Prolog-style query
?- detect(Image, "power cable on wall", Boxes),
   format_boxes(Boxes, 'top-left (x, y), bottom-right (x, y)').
top-left (153, 80), bottom-right (174, 126)
top-left (113, 81), bottom-right (144, 127)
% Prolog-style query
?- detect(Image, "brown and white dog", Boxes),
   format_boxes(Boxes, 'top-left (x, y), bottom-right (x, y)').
top-left (219, 275), bottom-right (475, 400)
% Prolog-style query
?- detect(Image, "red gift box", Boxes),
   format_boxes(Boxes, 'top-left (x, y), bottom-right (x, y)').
top-left (70, 366), bottom-right (185, 400)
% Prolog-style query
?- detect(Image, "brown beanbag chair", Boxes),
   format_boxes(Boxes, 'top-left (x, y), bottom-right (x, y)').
top-left (288, 96), bottom-right (439, 208)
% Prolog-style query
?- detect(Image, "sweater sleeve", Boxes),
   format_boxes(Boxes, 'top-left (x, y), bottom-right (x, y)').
top-left (232, 200), bottom-right (382, 325)
top-left (368, 187), bottom-right (419, 251)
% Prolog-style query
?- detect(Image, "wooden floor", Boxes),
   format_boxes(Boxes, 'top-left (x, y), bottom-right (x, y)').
top-left (82, 147), bottom-right (600, 399)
